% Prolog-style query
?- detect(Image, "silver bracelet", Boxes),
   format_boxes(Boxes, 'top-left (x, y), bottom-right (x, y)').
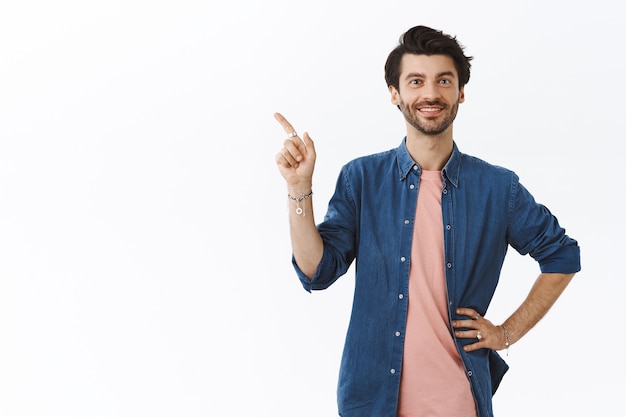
top-left (287, 190), bottom-right (313, 216)
top-left (502, 324), bottom-right (510, 356)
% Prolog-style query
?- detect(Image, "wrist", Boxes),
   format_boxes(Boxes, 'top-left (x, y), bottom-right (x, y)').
top-left (501, 324), bottom-right (511, 356)
top-left (287, 189), bottom-right (313, 217)
top-left (287, 182), bottom-right (313, 195)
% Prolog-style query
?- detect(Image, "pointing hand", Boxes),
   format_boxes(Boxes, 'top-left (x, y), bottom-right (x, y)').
top-left (274, 112), bottom-right (316, 187)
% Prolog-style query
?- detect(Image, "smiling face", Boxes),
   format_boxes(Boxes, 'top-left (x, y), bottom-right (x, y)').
top-left (390, 54), bottom-right (465, 137)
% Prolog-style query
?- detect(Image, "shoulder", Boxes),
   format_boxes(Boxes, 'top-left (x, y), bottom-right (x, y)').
top-left (347, 147), bottom-right (396, 166)
top-left (341, 148), bottom-right (397, 175)
top-left (450, 150), bottom-right (522, 196)
top-left (460, 152), bottom-right (518, 180)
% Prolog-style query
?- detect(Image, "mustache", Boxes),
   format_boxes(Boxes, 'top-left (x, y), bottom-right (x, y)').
top-left (414, 100), bottom-right (448, 108)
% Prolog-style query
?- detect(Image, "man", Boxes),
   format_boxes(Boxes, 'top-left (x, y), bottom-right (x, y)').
top-left (274, 25), bottom-right (580, 417)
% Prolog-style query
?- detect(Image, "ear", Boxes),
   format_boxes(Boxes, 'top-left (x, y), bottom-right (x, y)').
top-left (389, 85), bottom-right (400, 106)
top-left (459, 86), bottom-right (465, 103)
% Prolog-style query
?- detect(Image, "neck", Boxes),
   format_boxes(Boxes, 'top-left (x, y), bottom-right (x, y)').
top-left (405, 128), bottom-right (454, 171)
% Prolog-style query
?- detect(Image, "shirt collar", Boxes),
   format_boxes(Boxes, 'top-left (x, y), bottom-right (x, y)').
top-left (396, 138), bottom-right (461, 188)
top-left (442, 142), bottom-right (461, 188)
top-left (396, 138), bottom-right (417, 181)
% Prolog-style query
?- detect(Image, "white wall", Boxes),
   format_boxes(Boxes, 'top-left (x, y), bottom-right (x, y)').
top-left (0, 1), bottom-right (623, 416)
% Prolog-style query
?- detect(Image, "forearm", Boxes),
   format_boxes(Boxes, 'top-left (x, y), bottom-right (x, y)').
top-left (273, 114), bottom-right (324, 279)
top-left (287, 183), bottom-right (323, 279)
top-left (502, 272), bottom-right (575, 346)
top-left (454, 272), bottom-right (576, 353)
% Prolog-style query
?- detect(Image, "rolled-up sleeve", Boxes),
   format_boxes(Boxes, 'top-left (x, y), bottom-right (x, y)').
top-left (293, 165), bottom-right (359, 292)
top-left (507, 177), bottom-right (581, 274)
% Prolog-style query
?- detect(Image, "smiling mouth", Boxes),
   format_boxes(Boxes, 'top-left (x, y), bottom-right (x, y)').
top-left (415, 101), bottom-right (446, 114)
top-left (418, 107), bottom-right (443, 113)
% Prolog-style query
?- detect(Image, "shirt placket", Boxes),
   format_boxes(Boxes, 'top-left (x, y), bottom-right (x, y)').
top-left (389, 164), bottom-right (420, 397)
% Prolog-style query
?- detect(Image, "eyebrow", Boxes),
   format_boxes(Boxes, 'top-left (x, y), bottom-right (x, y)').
top-left (404, 71), bottom-right (457, 80)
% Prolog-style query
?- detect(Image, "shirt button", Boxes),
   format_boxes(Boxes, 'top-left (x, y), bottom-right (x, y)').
top-left (467, 370), bottom-right (473, 377)
top-left (409, 184), bottom-right (415, 189)
top-left (395, 331), bottom-right (401, 337)
top-left (446, 224), bottom-right (451, 230)
top-left (390, 369), bottom-right (396, 374)
top-left (447, 263), bottom-right (452, 268)
top-left (398, 294), bottom-right (404, 300)
top-left (442, 188), bottom-right (448, 194)
top-left (400, 256), bottom-right (406, 262)
top-left (413, 165), bottom-right (418, 170)
top-left (404, 219), bottom-right (410, 225)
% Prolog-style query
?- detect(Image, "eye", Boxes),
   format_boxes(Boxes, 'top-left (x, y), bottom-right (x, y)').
top-left (410, 79), bottom-right (422, 86)
top-left (439, 79), bottom-right (451, 85)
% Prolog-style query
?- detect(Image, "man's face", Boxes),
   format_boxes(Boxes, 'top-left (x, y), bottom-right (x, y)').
top-left (390, 54), bottom-right (465, 136)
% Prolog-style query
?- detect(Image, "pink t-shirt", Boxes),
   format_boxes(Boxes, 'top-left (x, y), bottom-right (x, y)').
top-left (397, 170), bottom-right (476, 417)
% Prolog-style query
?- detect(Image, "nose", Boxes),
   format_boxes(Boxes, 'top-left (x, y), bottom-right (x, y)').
top-left (421, 81), bottom-right (442, 100)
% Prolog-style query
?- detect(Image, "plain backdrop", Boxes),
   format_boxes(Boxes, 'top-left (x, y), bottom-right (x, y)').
top-left (1, 1), bottom-right (624, 416)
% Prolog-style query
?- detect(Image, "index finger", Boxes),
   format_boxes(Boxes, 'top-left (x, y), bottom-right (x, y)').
top-left (456, 308), bottom-right (479, 319)
top-left (274, 112), bottom-right (298, 136)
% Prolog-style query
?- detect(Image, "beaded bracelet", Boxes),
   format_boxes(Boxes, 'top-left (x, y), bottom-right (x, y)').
top-left (502, 324), bottom-right (510, 356)
top-left (287, 190), bottom-right (313, 216)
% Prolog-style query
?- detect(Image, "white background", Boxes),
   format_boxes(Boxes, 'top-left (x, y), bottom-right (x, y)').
top-left (1, 1), bottom-right (623, 416)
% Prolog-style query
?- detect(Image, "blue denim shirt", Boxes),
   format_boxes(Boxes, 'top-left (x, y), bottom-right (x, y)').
top-left (293, 140), bottom-right (581, 417)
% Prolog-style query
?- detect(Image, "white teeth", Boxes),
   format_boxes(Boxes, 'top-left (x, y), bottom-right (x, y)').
top-left (420, 107), bottom-right (441, 112)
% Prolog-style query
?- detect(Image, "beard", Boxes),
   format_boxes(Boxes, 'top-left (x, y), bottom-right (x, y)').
top-left (399, 98), bottom-right (460, 136)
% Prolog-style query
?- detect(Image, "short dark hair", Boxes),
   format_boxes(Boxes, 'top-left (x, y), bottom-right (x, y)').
top-left (384, 25), bottom-right (473, 90)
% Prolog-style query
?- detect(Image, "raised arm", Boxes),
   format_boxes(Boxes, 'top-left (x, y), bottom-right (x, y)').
top-left (274, 112), bottom-right (323, 278)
